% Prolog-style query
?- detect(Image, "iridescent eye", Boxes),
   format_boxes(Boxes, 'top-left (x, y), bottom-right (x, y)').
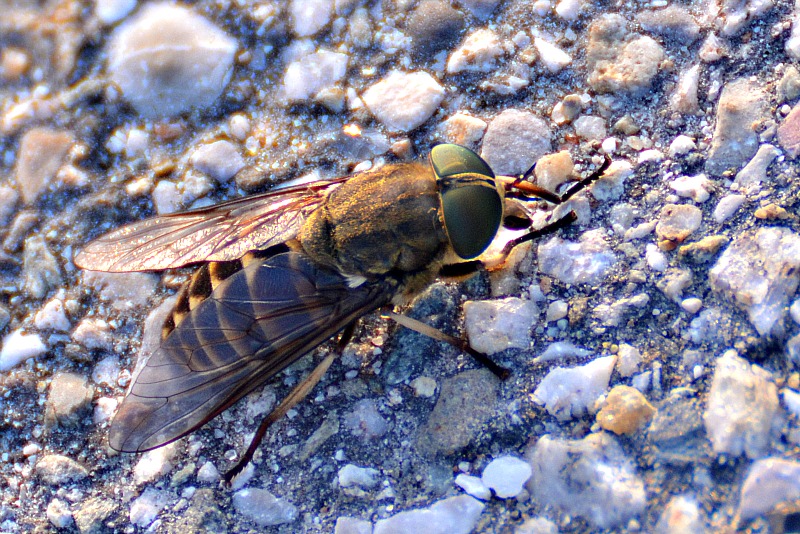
top-left (431, 144), bottom-right (502, 260)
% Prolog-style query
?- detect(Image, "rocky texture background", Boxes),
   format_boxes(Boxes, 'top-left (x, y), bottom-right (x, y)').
top-left (1, 0), bottom-right (800, 532)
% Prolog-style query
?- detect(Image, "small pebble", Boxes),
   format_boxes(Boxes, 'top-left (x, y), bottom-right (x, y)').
top-left (0, 329), bottom-right (47, 371)
top-left (46, 373), bottom-right (94, 427)
top-left (481, 109), bottom-right (552, 175)
top-left (72, 318), bottom-right (114, 351)
top-left (410, 376), bottom-right (437, 397)
top-left (481, 456), bottom-right (532, 499)
top-left (596, 385), bottom-right (656, 435)
top-left (362, 71), bottom-right (445, 132)
top-left (534, 37), bottom-right (572, 73)
top-left (36, 454), bottom-right (89, 485)
top-left (189, 140), bottom-right (245, 183)
top-left (535, 341), bottom-right (591, 362)
top-left (133, 443), bottom-right (180, 485)
top-left (705, 78), bottom-right (767, 175)
top-left (526, 433), bottom-right (645, 529)
top-left (343, 399), bottom-right (388, 439)
top-left (338, 464), bottom-right (380, 490)
top-left (533, 356), bottom-right (617, 420)
top-left (713, 194), bottom-right (746, 223)
top-left (680, 297), bottom-right (703, 314)
top-left (709, 227), bottom-right (800, 337)
top-left (129, 488), bottom-right (170, 528)
top-left (373, 495), bottom-right (484, 534)
top-left (464, 297), bottom-right (537, 355)
top-left (669, 174), bottom-right (711, 202)
top-left (655, 204), bottom-right (703, 250)
top-left (739, 458), bottom-right (800, 520)
top-left (283, 50), bottom-right (348, 102)
top-left (233, 488), bottom-right (298, 527)
top-left (454, 474), bottom-right (491, 500)
top-left (668, 135), bottom-right (696, 156)
top-left (290, 0), bottom-right (332, 37)
top-left (703, 350), bottom-right (780, 458)
top-left (538, 229), bottom-right (616, 285)
top-left (655, 495), bottom-right (704, 534)
top-left (616, 343), bottom-right (643, 377)
top-left (46, 498), bottom-right (74, 529)
top-left (107, 2), bottom-right (238, 118)
top-left (33, 298), bottom-right (71, 331)
top-left (447, 29), bottom-right (503, 74)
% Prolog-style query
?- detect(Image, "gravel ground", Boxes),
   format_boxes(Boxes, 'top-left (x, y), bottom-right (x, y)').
top-left (2, 0), bottom-right (800, 532)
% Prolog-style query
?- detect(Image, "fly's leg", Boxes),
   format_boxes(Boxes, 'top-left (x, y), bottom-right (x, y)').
top-left (224, 323), bottom-right (357, 484)
top-left (496, 155), bottom-right (612, 258)
top-left (385, 312), bottom-right (511, 380)
top-left (500, 211), bottom-right (577, 256)
top-left (500, 154), bottom-right (612, 205)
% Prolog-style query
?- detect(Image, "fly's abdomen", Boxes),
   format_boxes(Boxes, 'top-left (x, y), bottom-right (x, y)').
top-left (109, 252), bottom-right (394, 452)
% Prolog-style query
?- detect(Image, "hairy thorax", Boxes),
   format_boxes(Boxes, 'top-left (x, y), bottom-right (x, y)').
top-left (298, 162), bottom-right (450, 280)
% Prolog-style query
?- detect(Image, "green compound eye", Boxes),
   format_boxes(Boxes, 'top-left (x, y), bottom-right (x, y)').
top-left (430, 144), bottom-right (503, 260)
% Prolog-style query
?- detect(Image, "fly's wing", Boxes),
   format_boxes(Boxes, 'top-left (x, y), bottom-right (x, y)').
top-left (108, 252), bottom-right (394, 452)
top-left (75, 179), bottom-right (347, 272)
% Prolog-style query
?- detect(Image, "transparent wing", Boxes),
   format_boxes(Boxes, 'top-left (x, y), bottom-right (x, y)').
top-left (75, 179), bottom-right (347, 272)
top-left (108, 252), bottom-right (394, 452)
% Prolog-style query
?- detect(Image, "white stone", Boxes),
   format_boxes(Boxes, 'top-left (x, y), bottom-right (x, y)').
top-left (196, 461), bottom-right (220, 483)
top-left (0, 329), bottom-right (47, 371)
top-left (410, 376), bottom-right (437, 397)
top-left (95, 0), bottom-right (137, 24)
top-left (670, 64), bottom-right (700, 114)
top-left (526, 433), bottom-right (645, 529)
top-left (233, 488), bottom-right (298, 526)
top-left (573, 115), bottom-right (606, 141)
top-left (538, 229), bottom-right (616, 285)
top-left (464, 297), bottom-right (538, 354)
top-left (535, 341), bottom-right (591, 362)
top-left (107, 3), bottom-right (237, 118)
top-left (533, 356), bottom-right (617, 420)
top-left (713, 194), bottom-right (746, 223)
top-left (447, 29), bottom-right (503, 74)
top-left (455, 474), bottom-right (491, 500)
top-left (545, 300), bottom-right (568, 322)
top-left (34, 298), bottom-right (70, 331)
top-left (290, 0), bottom-right (332, 37)
top-left (46, 498), bottom-right (74, 529)
top-left (189, 140), bottom-right (245, 183)
top-left (133, 442), bottom-right (179, 485)
top-left (91, 355), bottom-right (120, 386)
top-left (791, 299), bottom-right (800, 325)
top-left (734, 143), bottom-right (780, 186)
top-left (534, 37), bottom-right (572, 73)
top-left (655, 495), bottom-right (704, 534)
top-left (590, 160), bottom-right (633, 201)
top-left (338, 464), bottom-right (380, 489)
top-left (555, 0), bottom-right (583, 20)
top-left (152, 180), bottom-right (182, 215)
top-left (669, 174), bottom-right (711, 202)
top-left (283, 50), bottom-right (348, 102)
top-left (481, 456), bottom-right (532, 499)
top-left (668, 135), bottom-right (697, 157)
top-left (782, 388), bottom-right (800, 417)
top-left (680, 297), bottom-right (703, 314)
top-left (703, 350), bottom-right (781, 458)
top-left (709, 227), bottom-right (800, 337)
top-left (362, 71), bottom-right (445, 132)
top-left (93, 397), bottom-right (118, 424)
top-left (373, 495), bottom-right (484, 534)
top-left (740, 458), bottom-right (800, 519)
top-left (645, 244), bottom-right (668, 272)
top-left (72, 318), bottom-right (113, 351)
top-left (130, 488), bottom-right (170, 527)
top-left (616, 343), bottom-right (643, 377)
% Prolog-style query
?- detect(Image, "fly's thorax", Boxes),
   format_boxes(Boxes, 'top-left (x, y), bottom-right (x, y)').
top-left (297, 162), bottom-right (450, 277)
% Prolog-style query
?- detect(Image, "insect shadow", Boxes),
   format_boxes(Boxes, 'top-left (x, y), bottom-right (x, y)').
top-left (75, 144), bottom-right (610, 482)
